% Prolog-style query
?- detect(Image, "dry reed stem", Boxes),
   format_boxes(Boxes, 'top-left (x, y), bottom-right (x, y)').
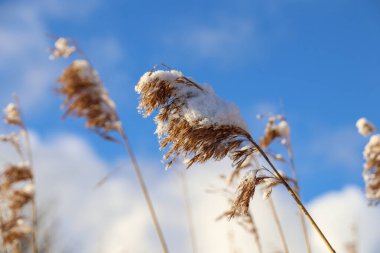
top-left (257, 114), bottom-right (312, 252)
top-left (55, 58), bottom-right (169, 253)
top-left (268, 196), bottom-right (289, 253)
top-left (179, 172), bottom-right (198, 253)
top-left (285, 135), bottom-right (312, 253)
top-left (120, 132), bottom-right (169, 253)
top-left (249, 139), bottom-right (336, 253)
top-left (259, 114), bottom-right (312, 252)
top-left (240, 211), bottom-right (262, 253)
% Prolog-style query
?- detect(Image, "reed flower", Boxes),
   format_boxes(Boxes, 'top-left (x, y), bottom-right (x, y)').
top-left (356, 117), bottom-right (376, 137)
top-left (260, 115), bottom-right (289, 148)
top-left (135, 69), bottom-right (254, 169)
top-left (136, 67), bottom-right (336, 252)
top-left (56, 59), bottom-right (122, 140)
top-left (0, 101), bottom-right (36, 251)
top-left (363, 134), bottom-right (380, 203)
top-left (356, 117), bottom-right (380, 203)
top-left (3, 103), bottom-right (22, 127)
top-left (49, 37), bottom-right (76, 60)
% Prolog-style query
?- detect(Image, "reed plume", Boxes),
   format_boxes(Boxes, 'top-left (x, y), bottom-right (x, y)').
top-left (356, 118), bottom-right (380, 204)
top-left (136, 67), bottom-right (336, 252)
top-left (211, 175), bottom-right (263, 253)
top-left (257, 114), bottom-right (312, 252)
top-left (49, 37), bottom-right (76, 60)
top-left (135, 68), bottom-right (254, 169)
top-left (51, 38), bottom-right (169, 253)
top-left (0, 101), bottom-right (38, 253)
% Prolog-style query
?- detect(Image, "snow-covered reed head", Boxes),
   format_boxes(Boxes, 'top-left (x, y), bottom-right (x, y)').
top-left (56, 59), bottom-right (122, 140)
top-left (259, 115), bottom-right (289, 149)
top-left (135, 68), bottom-right (254, 169)
top-left (49, 37), bottom-right (76, 60)
top-left (356, 117), bottom-right (380, 203)
top-left (363, 134), bottom-right (380, 203)
top-left (3, 103), bottom-right (22, 127)
top-left (356, 117), bottom-right (376, 137)
top-left (1, 102), bottom-right (35, 248)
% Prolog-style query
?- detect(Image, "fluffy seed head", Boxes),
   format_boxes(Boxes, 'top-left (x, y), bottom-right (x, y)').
top-left (228, 170), bottom-right (258, 217)
top-left (260, 116), bottom-right (289, 148)
top-left (57, 59), bottom-right (122, 140)
top-left (136, 69), bottom-right (254, 169)
top-left (49, 37), bottom-right (76, 60)
top-left (356, 117), bottom-right (376, 137)
top-left (362, 134), bottom-right (380, 203)
top-left (2, 163), bottom-right (33, 188)
top-left (4, 103), bottom-right (22, 126)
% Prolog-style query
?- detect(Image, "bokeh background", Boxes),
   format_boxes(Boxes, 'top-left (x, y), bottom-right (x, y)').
top-left (1, 0), bottom-right (380, 252)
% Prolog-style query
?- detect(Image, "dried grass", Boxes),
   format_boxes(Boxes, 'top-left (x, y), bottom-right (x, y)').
top-left (52, 42), bottom-right (169, 252)
top-left (136, 68), bottom-right (256, 170)
top-left (56, 59), bottom-right (122, 141)
top-left (0, 101), bottom-right (37, 253)
top-left (137, 69), bottom-right (335, 252)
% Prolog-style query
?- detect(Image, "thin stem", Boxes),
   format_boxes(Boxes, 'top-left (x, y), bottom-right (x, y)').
top-left (23, 128), bottom-right (38, 253)
top-left (179, 172), bottom-right (198, 253)
top-left (14, 96), bottom-right (38, 253)
top-left (285, 135), bottom-right (312, 253)
top-left (248, 138), bottom-right (336, 253)
top-left (267, 196), bottom-right (289, 253)
top-left (246, 211), bottom-right (263, 253)
top-left (120, 131), bottom-right (169, 253)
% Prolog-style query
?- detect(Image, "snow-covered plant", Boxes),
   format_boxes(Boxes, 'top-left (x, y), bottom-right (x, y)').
top-left (136, 66), bottom-right (335, 252)
top-left (49, 37), bottom-right (76, 60)
top-left (356, 118), bottom-right (380, 204)
top-left (135, 69), bottom-right (254, 169)
top-left (0, 101), bottom-right (38, 253)
top-left (56, 59), bottom-right (122, 140)
top-left (51, 39), bottom-right (169, 253)
top-left (356, 117), bottom-right (376, 137)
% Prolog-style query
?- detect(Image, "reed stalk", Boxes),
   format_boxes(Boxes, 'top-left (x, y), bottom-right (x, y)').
top-left (119, 131), bottom-right (169, 253)
top-left (249, 139), bottom-right (336, 253)
top-left (285, 135), bottom-right (312, 253)
top-left (268, 196), bottom-right (289, 253)
top-left (179, 172), bottom-right (198, 253)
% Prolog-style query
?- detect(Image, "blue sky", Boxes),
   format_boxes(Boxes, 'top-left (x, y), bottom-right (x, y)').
top-left (1, 0), bottom-right (380, 201)
top-left (1, 0), bottom-right (380, 252)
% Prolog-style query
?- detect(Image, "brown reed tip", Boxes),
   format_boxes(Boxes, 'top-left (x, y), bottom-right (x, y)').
top-left (3, 103), bottom-right (22, 127)
top-left (362, 134), bottom-right (380, 203)
top-left (259, 116), bottom-right (289, 149)
top-left (135, 68), bottom-right (255, 169)
top-left (56, 59), bottom-right (122, 141)
top-left (49, 37), bottom-right (76, 60)
top-left (356, 117), bottom-right (376, 137)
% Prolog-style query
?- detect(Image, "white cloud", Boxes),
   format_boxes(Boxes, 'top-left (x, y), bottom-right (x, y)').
top-left (0, 131), bottom-right (378, 252)
top-left (308, 187), bottom-right (380, 253)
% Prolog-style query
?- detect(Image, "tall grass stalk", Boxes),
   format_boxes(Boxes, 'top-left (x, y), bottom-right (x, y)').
top-left (179, 172), bottom-right (198, 253)
top-left (285, 135), bottom-right (312, 253)
top-left (249, 139), bottom-right (335, 253)
top-left (119, 131), bottom-right (169, 253)
top-left (268, 196), bottom-right (289, 253)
